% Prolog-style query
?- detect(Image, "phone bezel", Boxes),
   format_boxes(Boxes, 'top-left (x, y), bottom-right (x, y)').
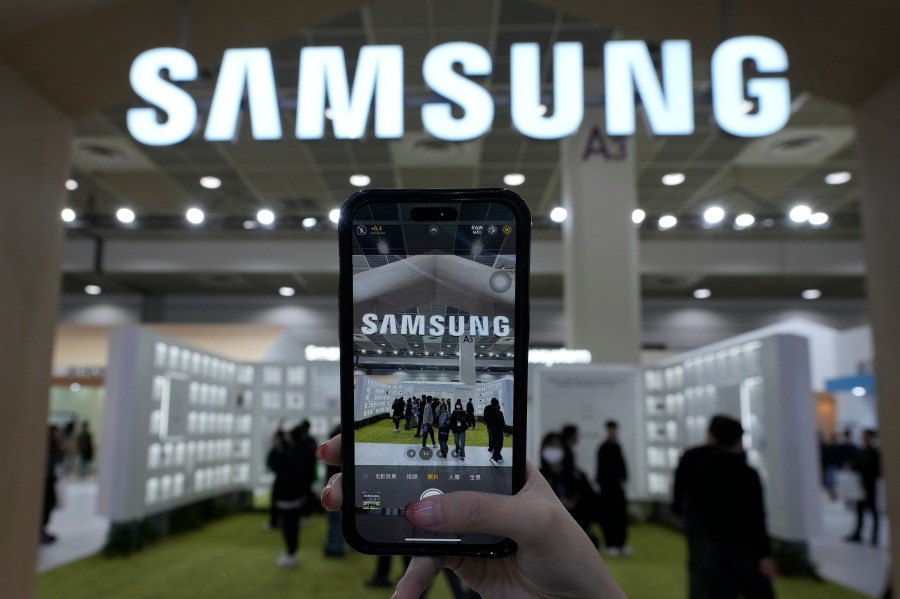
top-left (337, 188), bottom-right (531, 557)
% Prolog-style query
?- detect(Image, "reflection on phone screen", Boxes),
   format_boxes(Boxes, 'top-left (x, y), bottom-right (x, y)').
top-left (350, 201), bottom-right (518, 545)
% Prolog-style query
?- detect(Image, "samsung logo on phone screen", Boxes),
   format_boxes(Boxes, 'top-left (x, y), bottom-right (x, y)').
top-left (126, 36), bottom-right (790, 146)
top-left (361, 314), bottom-right (510, 337)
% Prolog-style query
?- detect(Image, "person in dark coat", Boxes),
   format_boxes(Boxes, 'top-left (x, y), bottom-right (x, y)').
top-left (466, 398), bottom-right (476, 429)
top-left (483, 397), bottom-right (506, 462)
top-left (77, 421), bottom-right (94, 478)
top-left (540, 432), bottom-right (599, 547)
top-left (392, 397), bottom-right (405, 432)
top-left (404, 398), bottom-right (413, 430)
top-left (847, 428), bottom-right (881, 545)
top-left (596, 420), bottom-right (629, 555)
top-left (673, 415), bottom-right (737, 598)
top-left (421, 398), bottom-right (436, 448)
top-left (450, 399), bottom-right (469, 460)
top-left (687, 416), bottom-right (776, 599)
top-left (266, 422), bottom-right (316, 567)
top-left (41, 425), bottom-right (64, 544)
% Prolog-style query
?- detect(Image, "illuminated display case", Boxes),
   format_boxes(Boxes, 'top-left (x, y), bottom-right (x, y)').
top-left (98, 329), bottom-right (340, 522)
top-left (645, 334), bottom-right (819, 543)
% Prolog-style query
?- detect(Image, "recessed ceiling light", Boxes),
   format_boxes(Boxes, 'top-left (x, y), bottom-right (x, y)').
top-left (734, 213), bottom-right (755, 228)
top-left (349, 174), bottom-right (371, 187)
top-left (825, 171), bottom-right (852, 185)
top-left (278, 286), bottom-right (295, 297)
top-left (537, 104), bottom-right (549, 115)
top-left (703, 206), bottom-right (725, 225)
top-left (851, 386), bottom-right (866, 397)
top-left (801, 289), bottom-right (822, 300)
top-left (503, 173), bottom-right (525, 187)
top-left (632, 209), bottom-right (646, 225)
top-left (808, 212), bottom-right (829, 226)
top-left (789, 205), bottom-right (812, 223)
top-left (661, 172), bottom-right (685, 186)
top-left (199, 176), bottom-right (221, 189)
top-left (377, 349), bottom-right (383, 354)
top-left (84, 284), bottom-right (102, 296)
top-left (658, 214), bottom-right (678, 230)
top-left (693, 288), bottom-right (712, 299)
top-left (116, 208), bottom-right (135, 224)
top-left (243, 220), bottom-right (259, 230)
top-left (69, 383), bottom-right (82, 392)
top-left (549, 207), bottom-right (567, 223)
top-left (329, 209), bottom-right (340, 224)
top-left (324, 107), bottom-right (335, 120)
top-left (741, 99), bottom-right (755, 114)
top-left (256, 209), bottom-right (275, 226)
top-left (61, 208), bottom-right (77, 223)
top-left (301, 217), bottom-right (318, 229)
top-left (185, 207), bottom-right (205, 225)
top-left (65, 179), bottom-right (79, 191)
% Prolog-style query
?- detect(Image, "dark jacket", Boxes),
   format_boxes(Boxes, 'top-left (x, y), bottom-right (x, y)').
top-left (854, 445), bottom-right (881, 493)
top-left (450, 408), bottom-right (469, 433)
top-left (392, 399), bottom-right (405, 419)
top-left (267, 443), bottom-right (316, 503)
top-left (596, 440), bottom-right (628, 490)
top-left (690, 451), bottom-right (772, 559)
top-left (483, 404), bottom-right (505, 430)
top-left (672, 444), bottom-right (718, 517)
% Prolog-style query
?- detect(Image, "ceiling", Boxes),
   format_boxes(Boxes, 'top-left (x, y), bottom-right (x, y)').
top-left (54, 0), bottom-right (871, 300)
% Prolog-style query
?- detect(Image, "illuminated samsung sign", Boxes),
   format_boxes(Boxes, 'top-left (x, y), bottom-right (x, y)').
top-left (127, 36), bottom-right (790, 146)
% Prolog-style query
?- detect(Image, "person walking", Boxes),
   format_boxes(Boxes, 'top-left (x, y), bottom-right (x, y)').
top-left (483, 397), bottom-right (506, 462)
top-left (451, 400), bottom-right (469, 461)
top-left (437, 403), bottom-right (451, 458)
top-left (404, 397), bottom-right (413, 430)
top-left (41, 425), bottom-right (64, 544)
top-left (421, 398), bottom-right (436, 448)
top-left (77, 421), bottom-right (94, 478)
top-left (540, 432), bottom-right (599, 547)
top-left (596, 420), bottom-right (630, 556)
top-left (847, 428), bottom-right (881, 545)
top-left (266, 423), bottom-right (316, 567)
top-left (414, 396), bottom-right (425, 438)
top-left (392, 397), bottom-right (405, 432)
top-left (672, 415), bottom-right (733, 598)
top-left (687, 417), bottom-right (776, 599)
top-left (466, 398), bottom-right (476, 429)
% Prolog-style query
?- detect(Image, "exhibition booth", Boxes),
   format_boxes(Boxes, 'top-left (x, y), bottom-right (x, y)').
top-left (95, 316), bottom-right (873, 553)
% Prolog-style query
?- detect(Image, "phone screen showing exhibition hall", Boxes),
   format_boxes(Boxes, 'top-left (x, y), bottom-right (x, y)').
top-left (350, 200), bottom-right (518, 545)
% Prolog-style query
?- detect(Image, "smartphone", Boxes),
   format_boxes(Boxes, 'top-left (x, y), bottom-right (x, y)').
top-left (338, 188), bottom-right (530, 556)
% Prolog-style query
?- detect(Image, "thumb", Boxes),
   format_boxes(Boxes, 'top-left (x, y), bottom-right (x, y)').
top-left (405, 489), bottom-right (540, 543)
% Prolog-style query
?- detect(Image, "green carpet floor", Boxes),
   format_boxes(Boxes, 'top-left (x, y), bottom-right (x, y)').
top-left (356, 417), bottom-right (511, 447)
top-left (38, 513), bottom-right (867, 599)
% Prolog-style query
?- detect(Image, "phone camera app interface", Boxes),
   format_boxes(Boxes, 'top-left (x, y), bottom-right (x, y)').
top-left (351, 201), bottom-right (517, 545)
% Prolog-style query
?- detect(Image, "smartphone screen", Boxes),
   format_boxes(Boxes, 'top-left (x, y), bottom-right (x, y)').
top-left (340, 190), bottom-right (529, 552)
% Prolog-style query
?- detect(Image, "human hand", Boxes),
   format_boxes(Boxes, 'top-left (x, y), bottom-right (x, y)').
top-left (317, 434), bottom-right (626, 599)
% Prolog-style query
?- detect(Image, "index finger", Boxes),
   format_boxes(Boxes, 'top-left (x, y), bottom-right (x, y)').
top-left (315, 433), bottom-right (341, 466)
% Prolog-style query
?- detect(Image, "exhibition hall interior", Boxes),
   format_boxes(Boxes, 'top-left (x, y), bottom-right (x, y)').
top-left (2, 0), bottom-right (900, 598)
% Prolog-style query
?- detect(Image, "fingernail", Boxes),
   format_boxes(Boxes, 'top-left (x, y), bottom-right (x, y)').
top-left (315, 441), bottom-right (328, 460)
top-left (404, 499), bottom-right (438, 527)
top-left (320, 486), bottom-right (332, 508)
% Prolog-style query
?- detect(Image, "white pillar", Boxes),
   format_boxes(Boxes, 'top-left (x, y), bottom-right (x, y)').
top-left (561, 110), bottom-right (641, 364)
top-left (0, 61), bottom-right (72, 598)
top-left (855, 71), bottom-right (900, 593)
top-left (459, 335), bottom-right (476, 386)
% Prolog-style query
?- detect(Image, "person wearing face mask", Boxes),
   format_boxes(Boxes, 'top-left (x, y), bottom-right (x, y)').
top-left (450, 399), bottom-right (469, 461)
top-left (540, 432), bottom-right (599, 547)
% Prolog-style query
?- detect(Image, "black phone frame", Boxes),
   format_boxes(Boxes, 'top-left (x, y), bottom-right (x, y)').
top-left (337, 188), bottom-right (531, 557)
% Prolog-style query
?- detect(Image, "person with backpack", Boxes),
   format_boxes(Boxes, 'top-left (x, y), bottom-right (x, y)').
top-left (451, 399), bottom-right (469, 461)
top-left (437, 402), bottom-right (451, 458)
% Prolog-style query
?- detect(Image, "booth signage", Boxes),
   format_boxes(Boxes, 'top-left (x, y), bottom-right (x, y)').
top-left (127, 36), bottom-right (790, 146)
